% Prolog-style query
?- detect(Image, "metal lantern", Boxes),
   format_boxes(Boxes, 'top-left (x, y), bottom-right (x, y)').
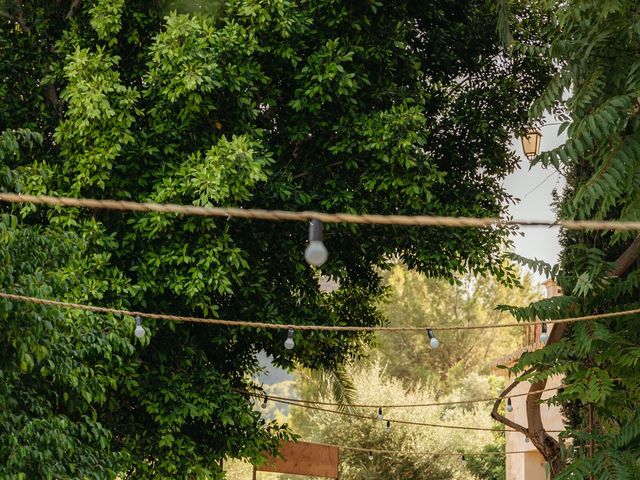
top-left (521, 129), bottom-right (542, 160)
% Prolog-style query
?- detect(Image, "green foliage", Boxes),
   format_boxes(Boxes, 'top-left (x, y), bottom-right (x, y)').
top-left (376, 263), bottom-right (541, 389)
top-left (463, 428), bottom-right (506, 480)
top-left (504, 0), bottom-right (640, 476)
top-left (0, 222), bottom-right (129, 479)
top-left (0, 0), bottom-right (550, 476)
top-left (286, 362), bottom-right (502, 480)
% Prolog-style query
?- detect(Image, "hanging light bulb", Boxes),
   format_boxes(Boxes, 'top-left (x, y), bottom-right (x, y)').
top-left (368, 451), bottom-right (373, 461)
top-left (386, 420), bottom-right (391, 432)
top-left (426, 329), bottom-right (440, 349)
top-left (540, 323), bottom-right (549, 344)
top-left (506, 397), bottom-right (513, 413)
top-left (134, 316), bottom-right (145, 338)
top-left (261, 394), bottom-right (268, 409)
top-left (461, 454), bottom-right (467, 466)
top-left (304, 220), bottom-right (328, 267)
top-left (377, 407), bottom-right (383, 421)
top-left (284, 328), bottom-right (295, 350)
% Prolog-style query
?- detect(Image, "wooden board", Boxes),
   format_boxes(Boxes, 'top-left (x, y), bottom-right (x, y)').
top-left (257, 441), bottom-right (339, 478)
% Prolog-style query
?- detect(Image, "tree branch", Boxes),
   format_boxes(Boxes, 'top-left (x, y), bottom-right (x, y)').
top-left (65, 0), bottom-right (81, 20)
top-left (0, 6), bottom-right (31, 33)
top-left (493, 233), bottom-right (640, 475)
top-left (611, 234), bottom-right (640, 277)
top-left (491, 367), bottom-right (535, 436)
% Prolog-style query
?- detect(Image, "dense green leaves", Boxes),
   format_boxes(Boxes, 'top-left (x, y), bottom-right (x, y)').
top-left (504, 0), bottom-right (640, 476)
top-left (0, 0), bottom-right (550, 477)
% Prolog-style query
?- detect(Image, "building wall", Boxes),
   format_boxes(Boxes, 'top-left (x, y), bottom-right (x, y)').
top-left (504, 374), bottom-right (564, 479)
top-left (500, 279), bottom-right (564, 480)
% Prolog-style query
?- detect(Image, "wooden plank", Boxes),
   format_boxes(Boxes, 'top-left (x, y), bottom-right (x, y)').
top-left (257, 441), bottom-right (339, 478)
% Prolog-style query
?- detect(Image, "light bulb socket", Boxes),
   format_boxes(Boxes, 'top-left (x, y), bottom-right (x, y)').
top-left (261, 394), bottom-right (268, 409)
top-left (541, 323), bottom-right (548, 333)
top-left (427, 329), bottom-right (435, 339)
top-left (287, 329), bottom-right (294, 340)
top-left (309, 219), bottom-right (323, 242)
top-left (386, 420), bottom-right (391, 431)
top-left (135, 316), bottom-right (142, 327)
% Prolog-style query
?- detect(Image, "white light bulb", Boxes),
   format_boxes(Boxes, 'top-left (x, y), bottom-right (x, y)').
top-left (284, 329), bottom-right (295, 350)
top-left (305, 241), bottom-right (328, 266)
top-left (368, 451), bottom-right (373, 461)
top-left (377, 407), bottom-right (383, 421)
top-left (305, 220), bottom-right (328, 266)
top-left (461, 455), bottom-right (467, 465)
top-left (506, 398), bottom-right (513, 413)
top-left (261, 395), bottom-right (268, 409)
top-left (386, 420), bottom-right (391, 432)
top-left (427, 329), bottom-right (440, 349)
top-left (134, 316), bottom-right (145, 338)
top-left (540, 323), bottom-right (549, 344)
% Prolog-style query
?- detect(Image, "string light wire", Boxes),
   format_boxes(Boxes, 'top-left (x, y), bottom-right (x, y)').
top-left (1, 291), bottom-right (638, 333)
top-left (251, 395), bottom-right (563, 433)
top-left (236, 383), bottom-right (570, 409)
top-left (1, 192), bottom-right (639, 230)
top-left (332, 443), bottom-right (533, 457)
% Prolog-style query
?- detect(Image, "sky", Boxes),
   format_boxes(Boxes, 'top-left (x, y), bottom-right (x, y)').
top-left (503, 123), bottom-right (567, 266)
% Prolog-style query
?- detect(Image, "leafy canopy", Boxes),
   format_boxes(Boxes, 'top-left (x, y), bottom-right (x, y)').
top-left (503, 0), bottom-right (640, 477)
top-left (0, 0), bottom-right (549, 477)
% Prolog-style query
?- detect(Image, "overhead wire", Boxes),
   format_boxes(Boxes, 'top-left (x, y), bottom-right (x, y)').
top-left (247, 394), bottom-right (564, 433)
top-left (1, 291), bottom-right (638, 332)
top-left (307, 441), bottom-right (549, 457)
top-left (1, 192), bottom-right (639, 230)
top-left (236, 383), bottom-right (569, 409)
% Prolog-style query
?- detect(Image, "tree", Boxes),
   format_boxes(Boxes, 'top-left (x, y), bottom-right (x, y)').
top-left (0, 0), bottom-right (550, 477)
top-left (493, 1), bottom-right (640, 477)
top-left (287, 362), bottom-right (502, 480)
top-left (376, 264), bottom-right (541, 389)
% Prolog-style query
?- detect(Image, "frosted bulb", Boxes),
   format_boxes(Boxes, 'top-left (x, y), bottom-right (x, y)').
top-left (540, 323), bottom-right (549, 344)
top-left (284, 329), bottom-right (295, 350)
top-left (305, 241), bottom-right (328, 266)
top-left (368, 451), bottom-right (373, 461)
top-left (386, 420), bottom-right (391, 432)
top-left (461, 455), bottom-right (467, 465)
top-left (377, 407), bottom-right (383, 421)
top-left (506, 398), bottom-right (513, 413)
top-left (305, 220), bottom-right (328, 266)
top-left (134, 316), bottom-right (145, 338)
top-left (261, 396), bottom-right (268, 409)
top-left (427, 329), bottom-right (440, 349)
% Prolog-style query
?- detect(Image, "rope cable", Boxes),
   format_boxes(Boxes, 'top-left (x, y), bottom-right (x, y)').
top-left (250, 395), bottom-right (564, 433)
top-left (1, 291), bottom-right (637, 332)
top-left (1, 193), bottom-right (639, 230)
top-left (236, 383), bottom-right (569, 409)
